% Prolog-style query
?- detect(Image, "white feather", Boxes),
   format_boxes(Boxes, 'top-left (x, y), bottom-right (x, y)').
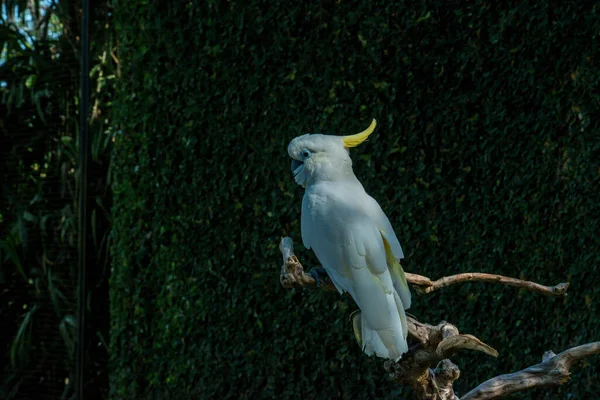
top-left (289, 129), bottom-right (412, 360)
top-left (301, 179), bottom-right (411, 360)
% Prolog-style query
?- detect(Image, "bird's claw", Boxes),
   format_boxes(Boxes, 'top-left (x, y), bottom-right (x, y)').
top-left (308, 267), bottom-right (328, 287)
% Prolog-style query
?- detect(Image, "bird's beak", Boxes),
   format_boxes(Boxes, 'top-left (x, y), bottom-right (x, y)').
top-left (291, 159), bottom-right (303, 174)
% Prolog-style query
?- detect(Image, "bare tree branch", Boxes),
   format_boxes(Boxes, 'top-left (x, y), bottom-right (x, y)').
top-left (461, 342), bottom-right (600, 400)
top-left (406, 272), bottom-right (570, 297)
top-left (277, 237), bottom-right (595, 400)
top-left (279, 237), bottom-right (328, 289)
top-left (279, 237), bottom-right (498, 399)
top-left (280, 237), bottom-right (570, 297)
top-left (382, 316), bottom-right (498, 400)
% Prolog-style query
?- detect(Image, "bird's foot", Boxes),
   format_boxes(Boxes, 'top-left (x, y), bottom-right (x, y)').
top-left (308, 267), bottom-right (329, 287)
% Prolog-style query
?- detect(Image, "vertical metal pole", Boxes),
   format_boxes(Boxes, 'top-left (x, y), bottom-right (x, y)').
top-left (77, 0), bottom-right (89, 398)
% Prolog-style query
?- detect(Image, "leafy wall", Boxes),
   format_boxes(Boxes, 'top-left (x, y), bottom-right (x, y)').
top-left (110, 1), bottom-right (600, 398)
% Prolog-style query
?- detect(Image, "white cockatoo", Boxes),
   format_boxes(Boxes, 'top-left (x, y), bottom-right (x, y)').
top-left (288, 119), bottom-right (411, 360)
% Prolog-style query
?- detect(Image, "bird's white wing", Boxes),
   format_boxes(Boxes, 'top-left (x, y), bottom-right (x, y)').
top-left (301, 184), bottom-right (391, 292)
top-left (301, 183), bottom-right (409, 358)
top-left (360, 194), bottom-right (411, 309)
top-left (361, 195), bottom-right (404, 260)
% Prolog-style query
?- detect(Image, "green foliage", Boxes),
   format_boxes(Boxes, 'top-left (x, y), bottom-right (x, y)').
top-left (0, 0), bottom-right (114, 397)
top-left (110, 1), bottom-right (600, 398)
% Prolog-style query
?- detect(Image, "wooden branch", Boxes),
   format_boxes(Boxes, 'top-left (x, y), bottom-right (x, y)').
top-left (279, 237), bottom-right (336, 291)
top-left (277, 236), bottom-right (592, 400)
top-left (279, 237), bottom-right (497, 400)
top-left (382, 317), bottom-right (498, 399)
top-left (406, 272), bottom-right (569, 297)
top-left (280, 237), bottom-right (570, 297)
top-left (461, 342), bottom-right (600, 400)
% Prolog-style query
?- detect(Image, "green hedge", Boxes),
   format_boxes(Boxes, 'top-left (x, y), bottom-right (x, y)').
top-left (110, 1), bottom-right (600, 398)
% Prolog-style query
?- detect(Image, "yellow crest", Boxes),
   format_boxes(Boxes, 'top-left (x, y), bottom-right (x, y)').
top-left (342, 119), bottom-right (377, 148)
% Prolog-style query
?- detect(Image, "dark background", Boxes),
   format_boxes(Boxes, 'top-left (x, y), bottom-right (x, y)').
top-left (2, 0), bottom-right (599, 399)
top-left (109, 1), bottom-right (599, 399)
top-left (1, 0), bottom-right (112, 398)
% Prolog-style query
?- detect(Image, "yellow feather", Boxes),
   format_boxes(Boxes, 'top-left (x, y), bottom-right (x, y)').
top-left (343, 119), bottom-right (377, 148)
top-left (350, 310), bottom-right (362, 347)
top-left (382, 235), bottom-right (410, 294)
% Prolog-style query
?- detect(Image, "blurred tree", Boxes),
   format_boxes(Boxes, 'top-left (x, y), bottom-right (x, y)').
top-left (0, 0), bottom-right (114, 398)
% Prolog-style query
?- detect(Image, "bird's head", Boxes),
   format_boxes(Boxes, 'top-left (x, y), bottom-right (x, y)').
top-left (287, 119), bottom-right (376, 187)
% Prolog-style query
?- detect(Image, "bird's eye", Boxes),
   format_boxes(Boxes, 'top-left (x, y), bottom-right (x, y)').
top-left (301, 149), bottom-right (312, 158)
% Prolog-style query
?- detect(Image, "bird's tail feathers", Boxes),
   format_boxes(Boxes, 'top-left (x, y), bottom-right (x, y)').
top-left (351, 295), bottom-right (409, 361)
top-left (393, 291), bottom-right (409, 341)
